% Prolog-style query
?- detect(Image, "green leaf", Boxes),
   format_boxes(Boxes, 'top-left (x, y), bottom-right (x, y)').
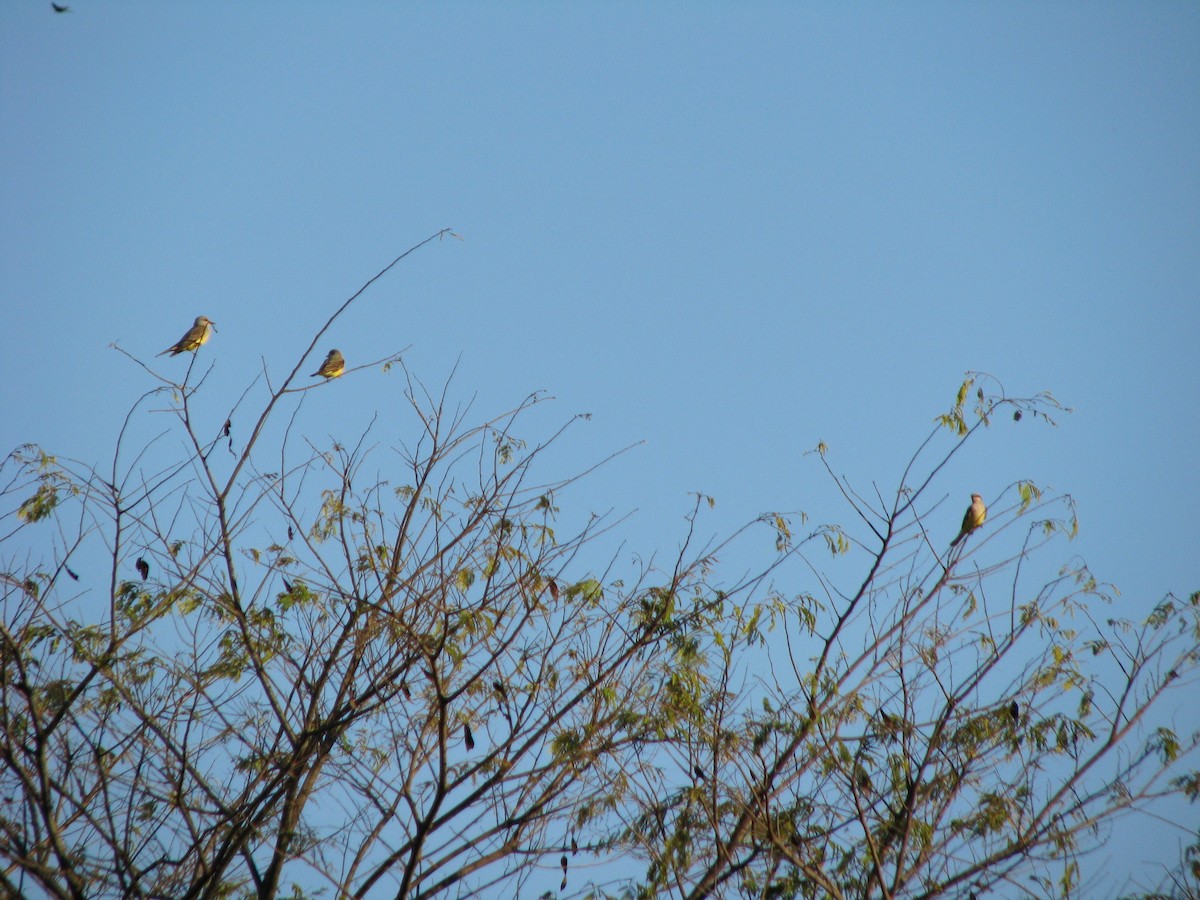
top-left (17, 484), bottom-right (59, 523)
top-left (456, 567), bottom-right (475, 592)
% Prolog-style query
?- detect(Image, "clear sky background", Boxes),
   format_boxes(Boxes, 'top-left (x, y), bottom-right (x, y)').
top-left (2, 3), bottom-right (1197, 896)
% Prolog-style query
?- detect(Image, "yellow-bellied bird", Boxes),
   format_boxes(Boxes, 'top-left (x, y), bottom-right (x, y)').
top-left (311, 349), bottom-right (346, 379)
top-left (950, 493), bottom-right (987, 547)
top-left (158, 316), bottom-right (215, 356)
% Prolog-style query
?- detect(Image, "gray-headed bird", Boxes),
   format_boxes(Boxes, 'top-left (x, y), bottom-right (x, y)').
top-left (158, 316), bottom-right (215, 356)
top-left (950, 493), bottom-right (987, 547)
top-left (311, 349), bottom-right (345, 379)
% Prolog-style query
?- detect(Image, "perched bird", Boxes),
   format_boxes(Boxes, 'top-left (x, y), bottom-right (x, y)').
top-left (464, 723), bottom-right (475, 751)
top-left (158, 316), bottom-right (215, 356)
top-left (135, 557), bottom-right (149, 581)
top-left (310, 349), bottom-right (345, 379)
top-left (950, 493), bottom-right (987, 547)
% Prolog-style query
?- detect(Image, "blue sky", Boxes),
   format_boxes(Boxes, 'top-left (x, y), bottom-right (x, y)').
top-left (2, 2), bottom-right (1197, 894)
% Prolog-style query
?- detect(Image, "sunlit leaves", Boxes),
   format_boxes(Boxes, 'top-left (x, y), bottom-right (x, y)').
top-left (8, 572), bottom-right (45, 600)
top-left (1170, 771), bottom-right (1200, 802)
top-left (1017, 480), bottom-right (1043, 511)
top-left (17, 483), bottom-right (60, 523)
top-left (742, 605), bottom-right (763, 642)
top-left (453, 605), bottom-right (496, 640)
top-left (208, 605), bottom-right (284, 681)
top-left (455, 567), bottom-right (475, 592)
top-left (957, 375), bottom-right (975, 410)
top-left (352, 542), bottom-right (390, 574)
top-left (771, 514), bottom-right (791, 552)
top-left (10, 445), bottom-right (77, 524)
top-left (1077, 691), bottom-right (1093, 718)
top-left (277, 580), bottom-right (316, 611)
top-left (950, 791), bottom-right (1012, 837)
top-left (551, 729), bottom-right (583, 763)
top-left (32, 678), bottom-right (76, 718)
top-left (935, 375), bottom-right (976, 436)
top-left (566, 578), bottom-right (604, 605)
top-left (115, 580), bottom-right (166, 624)
top-left (311, 490), bottom-right (348, 541)
top-left (1152, 727), bottom-right (1181, 764)
top-left (493, 433), bottom-right (527, 465)
top-left (786, 592), bottom-right (821, 636)
top-left (821, 526), bottom-right (850, 557)
top-left (1146, 596), bottom-right (1179, 629)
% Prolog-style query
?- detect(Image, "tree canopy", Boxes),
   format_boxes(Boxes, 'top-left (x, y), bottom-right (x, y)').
top-left (2, 235), bottom-right (1197, 899)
